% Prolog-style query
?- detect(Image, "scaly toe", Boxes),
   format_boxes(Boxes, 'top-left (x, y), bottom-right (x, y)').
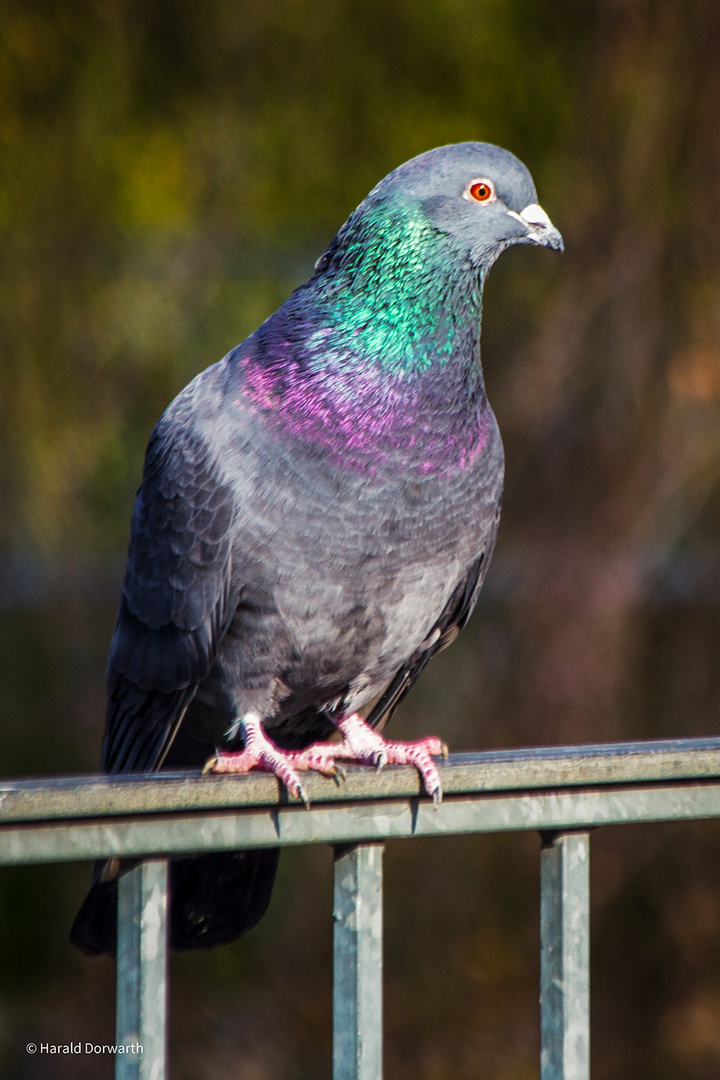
top-left (203, 746), bottom-right (309, 804)
top-left (291, 743), bottom-right (342, 777)
top-left (291, 778), bottom-right (309, 805)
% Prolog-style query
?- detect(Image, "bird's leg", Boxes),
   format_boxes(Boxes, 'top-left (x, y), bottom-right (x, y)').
top-left (205, 712), bottom-right (448, 806)
top-left (204, 711), bottom-right (337, 804)
top-left (294, 712), bottom-right (448, 805)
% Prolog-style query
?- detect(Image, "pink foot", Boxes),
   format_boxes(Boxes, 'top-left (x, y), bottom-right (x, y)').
top-left (204, 712), bottom-right (336, 803)
top-left (205, 712), bottom-right (448, 806)
top-left (295, 713), bottom-right (448, 805)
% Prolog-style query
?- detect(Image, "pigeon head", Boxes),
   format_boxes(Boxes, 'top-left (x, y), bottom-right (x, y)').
top-left (312, 141), bottom-right (562, 308)
top-left (245, 142), bottom-right (562, 468)
top-left (364, 141), bottom-right (563, 268)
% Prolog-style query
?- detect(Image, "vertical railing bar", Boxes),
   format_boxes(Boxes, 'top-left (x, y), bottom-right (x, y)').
top-left (540, 831), bottom-right (590, 1080)
top-left (116, 859), bottom-right (169, 1080)
top-left (333, 842), bottom-right (384, 1080)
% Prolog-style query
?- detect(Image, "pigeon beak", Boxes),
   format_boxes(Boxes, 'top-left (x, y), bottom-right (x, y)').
top-left (513, 203), bottom-right (564, 252)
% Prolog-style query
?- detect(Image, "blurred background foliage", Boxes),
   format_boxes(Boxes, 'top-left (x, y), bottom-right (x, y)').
top-left (0, 0), bottom-right (719, 1077)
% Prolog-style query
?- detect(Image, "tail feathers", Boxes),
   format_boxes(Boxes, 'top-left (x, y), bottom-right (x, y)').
top-left (71, 873), bottom-right (118, 956)
top-left (70, 849), bottom-right (280, 955)
top-left (170, 849), bottom-right (280, 950)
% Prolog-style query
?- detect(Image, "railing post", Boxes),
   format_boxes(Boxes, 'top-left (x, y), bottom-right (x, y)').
top-left (540, 831), bottom-right (590, 1080)
top-left (333, 842), bottom-right (384, 1080)
top-left (116, 859), bottom-right (169, 1080)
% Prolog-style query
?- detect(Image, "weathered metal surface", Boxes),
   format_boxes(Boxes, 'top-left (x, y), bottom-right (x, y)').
top-left (333, 844), bottom-right (384, 1080)
top-left (1, 737), bottom-right (720, 824)
top-left (2, 740), bottom-right (720, 1080)
top-left (116, 860), bottom-right (168, 1080)
top-left (540, 833), bottom-right (590, 1080)
top-left (1, 779), bottom-right (720, 864)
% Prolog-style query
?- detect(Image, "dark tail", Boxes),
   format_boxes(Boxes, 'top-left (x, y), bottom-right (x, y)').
top-left (70, 848), bottom-right (280, 955)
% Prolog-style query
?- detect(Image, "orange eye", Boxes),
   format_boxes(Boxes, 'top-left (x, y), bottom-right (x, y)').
top-left (466, 178), bottom-right (496, 204)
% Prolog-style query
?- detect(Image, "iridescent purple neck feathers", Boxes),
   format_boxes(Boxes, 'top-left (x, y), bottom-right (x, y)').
top-left (232, 192), bottom-right (492, 474)
top-left (239, 349), bottom-right (491, 474)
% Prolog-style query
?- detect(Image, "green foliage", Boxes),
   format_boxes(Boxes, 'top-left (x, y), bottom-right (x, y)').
top-left (0, 0), bottom-right (583, 551)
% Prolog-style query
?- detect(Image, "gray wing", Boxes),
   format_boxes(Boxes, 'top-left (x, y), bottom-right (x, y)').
top-left (366, 513), bottom-right (500, 732)
top-left (102, 407), bottom-right (235, 774)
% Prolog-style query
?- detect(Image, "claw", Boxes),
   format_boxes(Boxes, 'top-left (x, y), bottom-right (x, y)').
top-left (202, 752), bottom-right (219, 775)
top-left (281, 774), bottom-right (309, 805)
top-left (205, 716), bottom-right (313, 806)
top-left (335, 714), bottom-right (447, 802)
top-left (205, 711), bottom-right (448, 807)
top-left (294, 781), bottom-right (310, 807)
top-left (314, 764), bottom-right (338, 779)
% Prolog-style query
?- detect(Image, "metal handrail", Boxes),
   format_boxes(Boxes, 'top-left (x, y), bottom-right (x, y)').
top-left (5, 736), bottom-right (720, 1080)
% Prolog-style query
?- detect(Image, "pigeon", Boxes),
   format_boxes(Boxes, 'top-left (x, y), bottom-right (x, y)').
top-left (71, 142), bottom-right (562, 954)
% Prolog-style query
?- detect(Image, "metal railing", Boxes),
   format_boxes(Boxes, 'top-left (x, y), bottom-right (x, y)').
top-left (4, 736), bottom-right (720, 1079)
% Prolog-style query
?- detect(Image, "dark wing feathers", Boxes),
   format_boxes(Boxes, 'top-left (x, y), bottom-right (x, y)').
top-left (103, 412), bottom-right (235, 774)
top-left (102, 677), bottom-right (197, 774)
top-left (122, 422), bottom-right (233, 637)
